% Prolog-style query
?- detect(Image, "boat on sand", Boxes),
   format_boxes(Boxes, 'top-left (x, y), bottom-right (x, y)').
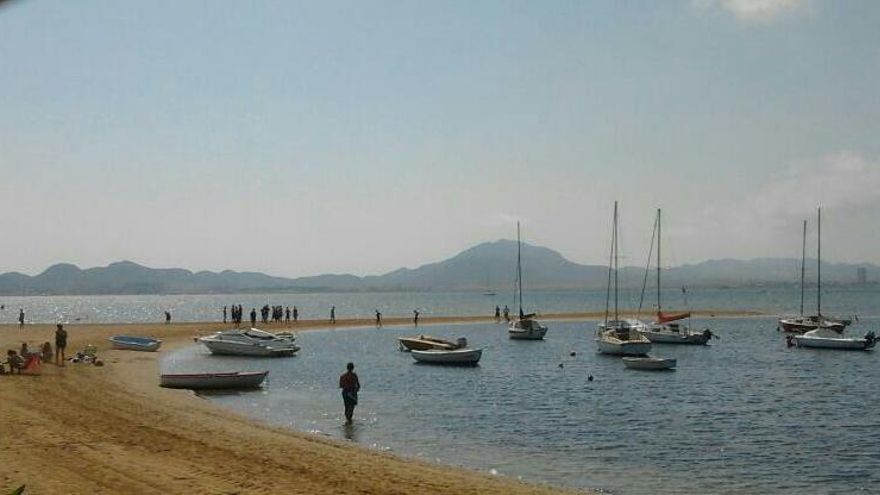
top-left (199, 328), bottom-right (299, 357)
top-left (410, 348), bottom-right (483, 366)
top-left (160, 370), bottom-right (269, 390)
top-left (110, 335), bottom-right (162, 352)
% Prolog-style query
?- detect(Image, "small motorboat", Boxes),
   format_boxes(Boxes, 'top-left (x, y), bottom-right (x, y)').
top-left (508, 314), bottom-right (548, 340)
top-left (794, 329), bottom-right (876, 351)
top-left (622, 357), bottom-right (677, 371)
top-left (199, 328), bottom-right (299, 357)
top-left (110, 335), bottom-right (162, 352)
top-left (640, 324), bottom-right (713, 345)
top-left (410, 348), bottom-right (483, 366)
top-left (160, 371), bottom-right (269, 389)
top-left (398, 335), bottom-right (465, 352)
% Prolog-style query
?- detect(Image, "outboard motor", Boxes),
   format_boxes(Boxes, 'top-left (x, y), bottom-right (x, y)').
top-left (865, 331), bottom-right (876, 347)
top-left (456, 337), bottom-right (468, 349)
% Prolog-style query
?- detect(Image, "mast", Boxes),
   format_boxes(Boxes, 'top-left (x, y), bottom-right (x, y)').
top-left (817, 206), bottom-right (822, 316)
top-left (656, 209), bottom-right (662, 315)
top-left (517, 221), bottom-right (523, 317)
top-left (614, 202), bottom-right (619, 322)
top-left (604, 204), bottom-right (615, 327)
top-left (800, 219), bottom-right (806, 316)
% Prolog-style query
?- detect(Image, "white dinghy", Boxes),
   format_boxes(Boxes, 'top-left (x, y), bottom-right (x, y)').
top-left (622, 357), bottom-right (677, 371)
top-left (410, 348), bottom-right (483, 366)
top-left (160, 370), bottom-right (269, 389)
top-left (794, 329), bottom-right (876, 351)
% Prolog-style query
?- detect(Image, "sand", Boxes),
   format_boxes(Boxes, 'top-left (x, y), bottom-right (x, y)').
top-left (0, 311), bottom-right (759, 494)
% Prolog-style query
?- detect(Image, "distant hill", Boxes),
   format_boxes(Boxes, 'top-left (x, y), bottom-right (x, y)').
top-left (0, 242), bottom-right (877, 295)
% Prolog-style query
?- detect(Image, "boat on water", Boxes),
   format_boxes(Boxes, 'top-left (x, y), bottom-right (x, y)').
top-left (410, 348), bottom-right (483, 366)
top-left (596, 202), bottom-right (652, 357)
top-left (794, 328), bottom-right (876, 351)
top-left (778, 216), bottom-right (851, 334)
top-left (199, 328), bottom-right (299, 357)
top-left (160, 370), bottom-right (269, 389)
top-left (622, 357), bottom-right (677, 371)
top-left (398, 335), bottom-right (466, 352)
top-left (110, 335), bottom-right (162, 352)
top-left (508, 222), bottom-right (548, 340)
top-left (636, 209), bottom-right (714, 346)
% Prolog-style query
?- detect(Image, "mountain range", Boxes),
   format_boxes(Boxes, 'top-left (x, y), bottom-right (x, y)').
top-left (0, 240), bottom-right (876, 295)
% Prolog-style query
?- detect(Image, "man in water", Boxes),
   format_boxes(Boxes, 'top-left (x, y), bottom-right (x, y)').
top-left (494, 305), bottom-right (500, 322)
top-left (250, 308), bottom-right (257, 326)
top-left (339, 362), bottom-right (360, 424)
top-left (375, 310), bottom-right (382, 328)
top-left (55, 324), bottom-right (67, 366)
top-left (413, 309), bottom-right (420, 327)
top-left (293, 306), bottom-right (298, 323)
top-left (330, 306), bottom-right (336, 324)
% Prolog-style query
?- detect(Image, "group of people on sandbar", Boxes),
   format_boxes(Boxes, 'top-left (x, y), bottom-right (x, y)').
top-left (222, 304), bottom-right (299, 326)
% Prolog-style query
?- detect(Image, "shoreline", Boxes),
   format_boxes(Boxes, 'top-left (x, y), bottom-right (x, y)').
top-left (0, 311), bottom-right (762, 494)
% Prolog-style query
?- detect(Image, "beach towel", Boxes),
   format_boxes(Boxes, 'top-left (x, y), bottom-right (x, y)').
top-left (23, 355), bottom-right (41, 375)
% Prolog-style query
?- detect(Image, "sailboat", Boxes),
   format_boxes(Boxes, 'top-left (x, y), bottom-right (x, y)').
top-left (793, 207), bottom-right (875, 350)
top-left (508, 222), bottom-right (548, 340)
top-left (779, 214), bottom-right (851, 334)
top-left (638, 209), bottom-right (714, 345)
top-left (596, 202), bottom-right (652, 356)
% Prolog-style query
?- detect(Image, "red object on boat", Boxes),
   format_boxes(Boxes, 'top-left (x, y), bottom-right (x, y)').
top-left (656, 312), bottom-right (690, 324)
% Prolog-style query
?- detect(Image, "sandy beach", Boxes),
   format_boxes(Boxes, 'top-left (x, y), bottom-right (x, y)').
top-left (0, 311), bottom-right (756, 494)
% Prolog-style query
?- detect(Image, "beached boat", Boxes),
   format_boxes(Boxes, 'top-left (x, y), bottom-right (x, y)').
top-left (398, 335), bottom-right (465, 352)
top-left (778, 214), bottom-right (851, 334)
top-left (110, 335), bottom-right (162, 352)
top-left (596, 202), bottom-right (652, 357)
top-left (508, 222), bottom-right (548, 340)
top-left (622, 357), bottom-right (677, 371)
top-left (410, 348), bottom-right (483, 366)
top-left (199, 328), bottom-right (299, 357)
top-left (160, 370), bottom-right (269, 389)
top-left (794, 329), bottom-right (876, 351)
top-left (636, 209), bottom-right (714, 345)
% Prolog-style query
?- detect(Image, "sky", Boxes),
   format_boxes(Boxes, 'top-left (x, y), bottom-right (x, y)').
top-left (1, 0), bottom-right (879, 277)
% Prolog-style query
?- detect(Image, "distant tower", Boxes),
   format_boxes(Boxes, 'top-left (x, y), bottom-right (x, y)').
top-left (857, 267), bottom-right (867, 285)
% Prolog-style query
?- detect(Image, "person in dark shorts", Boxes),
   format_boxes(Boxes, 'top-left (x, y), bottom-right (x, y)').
top-left (330, 306), bottom-right (336, 324)
top-left (55, 324), bottom-right (67, 366)
top-left (339, 362), bottom-right (360, 424)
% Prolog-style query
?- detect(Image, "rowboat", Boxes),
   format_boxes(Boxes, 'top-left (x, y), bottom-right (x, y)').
top-left (410, 348), bottom-right (483, 366)
top-left (160, 371), bottom-right (269, 389)
top-left (110, 335), bottom-right (162, 352)
top-left (622, 357), bottom-right (677, 371)
top-left (398, 335), bottom-right (465, 352)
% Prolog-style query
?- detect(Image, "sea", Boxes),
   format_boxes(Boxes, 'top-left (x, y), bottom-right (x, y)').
top-left (5, 287), bottom-right (880, 494)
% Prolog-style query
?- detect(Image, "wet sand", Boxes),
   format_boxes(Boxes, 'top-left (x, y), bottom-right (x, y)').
top-left (0, 311), bottom-right (758, 494)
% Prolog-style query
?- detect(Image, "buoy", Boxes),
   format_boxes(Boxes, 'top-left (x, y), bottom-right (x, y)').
top-left (569, 351), bottom-right (577, 357)
top-left (558, 363), bottom-right (564, 368)
top-left (587, 375), bottom-right (594, 382)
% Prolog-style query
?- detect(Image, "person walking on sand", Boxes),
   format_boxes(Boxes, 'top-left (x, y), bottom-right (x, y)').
top-left (413, 309), bottom-right (420, 327)
top-left (375, 310), bottom-right (382, 329)
top-left (250, 308), bottom-right (257, 327)
top-left (293, 306), bottom-right (298, 323)
top-left (55, 324), bottom-right (67, 366)
top-left (494, 305), bottom-right (501, 323)
top-left (330, 306), bottom-right (336, 324)
top-left (339, 362), bottom-right (360, 424)
top-left (285, 307), bottom-right (291, 322)
top-left (223, 306), bottom-right (227, 323)
top-left (503, 305), bottom-right (510, 322)
top-left (18, 308), bottom-right (24, 327)
top-left (164, 311), bottom-right (171, 324)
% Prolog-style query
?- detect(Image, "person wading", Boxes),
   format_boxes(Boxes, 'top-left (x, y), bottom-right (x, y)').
top-left (339, 362), bottom-right (360, 424)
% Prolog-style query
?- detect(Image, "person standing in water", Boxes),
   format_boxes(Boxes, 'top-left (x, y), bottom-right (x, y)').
top-left (494, 305), bottom-right (501, 323)
top-left (329, 306), bottom-right (336, 324)
top-left (55, 324), bottom-right (67, 366)
top-left (413, 309), bottom-right (420, 327)
top-left (250, 308), bottom-right (257, 327)
top-left (375, 310), bottom-right (382, 328)
top-left (293, 306), bottom-right (298, 323)
top-left (339, 362), bottom-right (360, 424)
top-left (164, 311), bottom-right (171, 324)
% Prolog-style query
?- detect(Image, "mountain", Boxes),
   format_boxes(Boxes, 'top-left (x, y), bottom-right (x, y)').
top-left (0, 243), bottom-right (877, 295)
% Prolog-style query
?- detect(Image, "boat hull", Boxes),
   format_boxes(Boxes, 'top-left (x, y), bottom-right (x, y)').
top-left (640, 328), bottom-right (710, 345)
top-left (794, 335), bottom-right (875, 350)
top-left (597, 338), bottom-right (652, 356)
top-left (160, 371), bottom-right (269, 389)
top-left (622, 357), bottom-right (677, 370)
top-left (410, 348), bottom-right (483, 366)
top-left (200, 339), bottom-right (299, 357)
top-left (110, 336), bottom-right (162, 352)
top-left (398, 336), bottom-right (458, 351)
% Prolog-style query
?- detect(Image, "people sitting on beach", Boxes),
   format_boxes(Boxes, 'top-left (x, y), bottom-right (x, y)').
top-left (20, 342), bottom-right (31, 358)
top-left (5, 350), bottom-right (24, 375)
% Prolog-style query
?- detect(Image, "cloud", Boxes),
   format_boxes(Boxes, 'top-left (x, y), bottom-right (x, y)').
top-left (694, 0), bottom-right (811, 23)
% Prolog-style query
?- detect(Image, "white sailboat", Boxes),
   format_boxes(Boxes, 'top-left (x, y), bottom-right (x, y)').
top-left (793, 207), bottom-right (874, 351)
top-left (508, 222), bottom-right (548, 340)
top-left (637, 209), bottom-right (714, 345)
top-left (596, 202), bottom-right (652, 356)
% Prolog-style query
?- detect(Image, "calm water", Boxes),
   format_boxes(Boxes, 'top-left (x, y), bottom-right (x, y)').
top-left (164, 317), bottom-right (880, 495)
top-left (2, 286), bottom-right (878, 324)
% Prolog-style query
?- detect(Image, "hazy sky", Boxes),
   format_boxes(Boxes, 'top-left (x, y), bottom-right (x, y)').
top-left (2, 0), bottom-right (879, 277)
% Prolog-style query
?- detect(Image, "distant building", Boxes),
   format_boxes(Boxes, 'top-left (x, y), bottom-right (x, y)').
top-left (857, 267), bottom-right (868, 284)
